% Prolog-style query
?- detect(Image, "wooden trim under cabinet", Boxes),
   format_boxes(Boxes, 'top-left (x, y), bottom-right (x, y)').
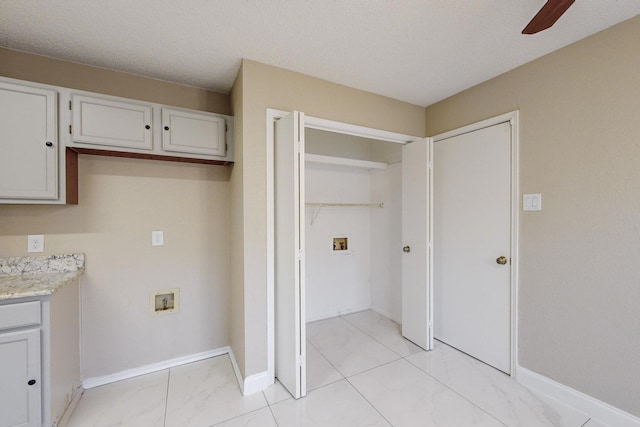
top-left (64, 147), bottom-right (231, 205)
top-left (65, 149), bottom-right (79, 205)
top-left (67, 147), bottom-right (232, 166)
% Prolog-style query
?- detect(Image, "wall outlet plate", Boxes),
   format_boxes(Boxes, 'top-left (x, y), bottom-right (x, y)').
top-left (151, 230), bottom-right (164, 246)
top-left (27, 235), bottom-right (44, 253)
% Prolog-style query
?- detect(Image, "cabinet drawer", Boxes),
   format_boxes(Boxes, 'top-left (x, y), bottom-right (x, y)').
top-left (72, 94), bottom-right (153, 150)
top-left (0, 301), bottom-right (41, 331)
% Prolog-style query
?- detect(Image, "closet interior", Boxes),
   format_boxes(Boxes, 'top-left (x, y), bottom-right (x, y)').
top-left (304, 128), bottom-right (403, 324)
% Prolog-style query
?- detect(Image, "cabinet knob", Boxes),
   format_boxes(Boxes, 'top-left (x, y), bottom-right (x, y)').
top-left (28, 379), bottom-right (36, 386)
top-left (145, 125), bottom-right (151, 130)
top-left (403, 246), bottom-right (411, 253)
top-left (164, 126), bottom-right (170, 131)
top-left (45, 141), bottom-right (53, 147)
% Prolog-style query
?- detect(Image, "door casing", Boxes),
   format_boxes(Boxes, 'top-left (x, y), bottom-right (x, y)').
top-left (266, 108), bottom-right (423, 386)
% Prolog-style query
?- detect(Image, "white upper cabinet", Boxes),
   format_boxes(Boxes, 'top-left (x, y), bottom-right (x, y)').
top-left (0, 81), bottom-right (58, 201)
top-left (162, 107), bottom-right (226, 157)
top-left (0, 77), bottom-right (232, 205)
top-left (67, 91), bottom-right (232, 163)
top-left (72, 94), bottom-right (153, 150)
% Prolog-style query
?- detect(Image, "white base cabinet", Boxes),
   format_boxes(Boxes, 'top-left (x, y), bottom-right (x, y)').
top-left (0, 328), bottom-right (41, 427)
top-left (0, 281), bottom-right (80, 427)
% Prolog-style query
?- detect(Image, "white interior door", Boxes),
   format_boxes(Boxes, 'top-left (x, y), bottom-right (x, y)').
top-left (274, 111), bottom-right (306, 399)
top-left (401, 137), bottom-right (433, 350)
top-left (433, 122), bottom-right (512, 373)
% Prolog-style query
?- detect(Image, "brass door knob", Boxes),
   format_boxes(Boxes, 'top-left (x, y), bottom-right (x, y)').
top-left (496, 256), bottom-right (508, 265)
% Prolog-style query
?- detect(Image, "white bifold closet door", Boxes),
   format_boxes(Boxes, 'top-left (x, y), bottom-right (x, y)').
top-left (274, 111), bottom-right (306, 399)
top-left (401, 138), bottom-right (433, 351)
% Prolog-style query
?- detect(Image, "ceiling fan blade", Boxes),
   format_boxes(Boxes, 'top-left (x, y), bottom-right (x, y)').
top-left (522, 0), bottom-right (576, 34)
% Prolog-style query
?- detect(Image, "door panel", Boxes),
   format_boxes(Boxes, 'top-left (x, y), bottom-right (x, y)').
top-left (274, 111), bottom-right (306, 399)
top-left (401, 138), bottom-right (432, 350)
top-left (433, 122), bottom-right (511, 373)
top-left (0, 328), bottom-right (41, 427)
top-left (161, 107), bottom-right (226, 157)
top-left (72, 94), bottom-right (153, 150)
top-left (0, 82), bottom-right (57, 200)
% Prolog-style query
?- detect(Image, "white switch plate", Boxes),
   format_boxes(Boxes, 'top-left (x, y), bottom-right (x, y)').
top-left (523, 193), bottom-right (542, 211)
top-left (27, 235), bottom-right (44, 253)
top-left (151, 230), bottom-right (164, 246)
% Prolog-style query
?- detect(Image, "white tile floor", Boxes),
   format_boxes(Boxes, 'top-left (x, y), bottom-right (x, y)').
top-left (66, 310), bottom-right (606, 427)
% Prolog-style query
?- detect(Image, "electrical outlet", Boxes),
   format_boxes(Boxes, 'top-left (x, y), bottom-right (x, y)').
top-left (151, 230), bottom-right (164, 246)
top-left (27, 235), bottom-right (44, 253)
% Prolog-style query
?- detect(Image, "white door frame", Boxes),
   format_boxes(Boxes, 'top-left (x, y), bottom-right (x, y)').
top-left (432, 111), bottom-right (519, 377)
top-left (266, 108), bottom-right (422, 382)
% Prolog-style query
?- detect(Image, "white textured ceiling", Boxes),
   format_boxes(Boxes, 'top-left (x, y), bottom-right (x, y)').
top-left (1, 1), bottom-right (639, 107)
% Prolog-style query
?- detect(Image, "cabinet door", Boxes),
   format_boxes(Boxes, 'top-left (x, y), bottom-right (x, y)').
top-left (72, 94), bottom-right (153, 150)
top-left (0, 329), bottom-right (41, 427)
top-left (0, 82), bottom-right (58, 200)
top-left (162, 107), bottom-right (226, 157)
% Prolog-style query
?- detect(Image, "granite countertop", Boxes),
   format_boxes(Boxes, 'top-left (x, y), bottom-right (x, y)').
top-left (0, 253), bottom-right (84, 301)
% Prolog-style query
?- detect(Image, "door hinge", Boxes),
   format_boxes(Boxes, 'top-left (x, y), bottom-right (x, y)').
top-left (297, 249), bottom-right (304, 261)
top-left (225, 123), bottom-right (228, 132)
top-left (297, 354), bottom-right (304, 367)
top-left (69, 125), bottom-right (72, 134)
top-left (68, 100), bottom-right (72, 110)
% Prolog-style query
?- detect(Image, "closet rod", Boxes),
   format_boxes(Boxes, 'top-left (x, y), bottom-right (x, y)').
top-left (305, 202), bottom-right (384, 208)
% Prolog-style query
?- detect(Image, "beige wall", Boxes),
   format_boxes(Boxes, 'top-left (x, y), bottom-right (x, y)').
top-left (0, 51), bottom-right (232, 379)
top-left (425, 16), bottom-right (640, 416)
top-left (231, 59), bottom-right (425, 377)
top-left (229, 63), bottom-right (246, 376)
top-left (0, 48), bottom-right (230, 114)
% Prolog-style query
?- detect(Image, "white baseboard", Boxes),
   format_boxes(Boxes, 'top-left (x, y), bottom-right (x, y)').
top-left (243, 371), bottom-right (272, 395)
top-left (306, 306), bottom-right (373, 323)
top-left (308, 307), bottom-right (401, 325)
top-left (82, 347), bottom-right (230, 389)
top-left (516, 365), bottom-right (640, 427)
top-left (369, 306), bottom-right (401, 324)
top-left (227, 347), bottom-right (245, 394)
top-left (227, 347), bottom-right (272, 396)
top-left (55, 386), bottom-right (83, 427)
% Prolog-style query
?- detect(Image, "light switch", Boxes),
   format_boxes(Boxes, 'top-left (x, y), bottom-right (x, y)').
top-left (523, 194), bottom-right (542, 211)
top-left (152, 230), bottom-right (164, 246)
